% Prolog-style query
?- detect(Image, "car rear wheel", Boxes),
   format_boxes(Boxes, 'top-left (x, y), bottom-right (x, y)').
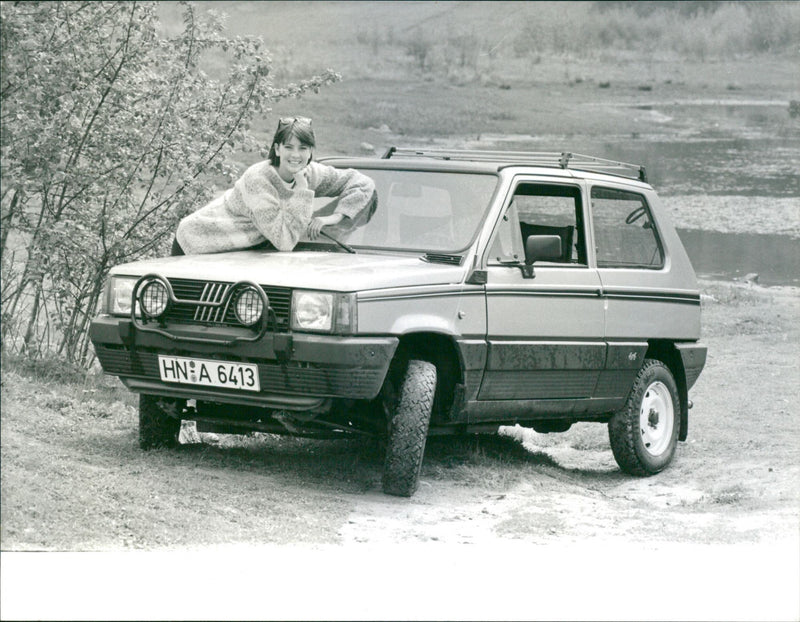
top-left (609, 359), bottom-right (680, 475)
top-left (139, 394), bottom-right (182, 449)
top-left (382, 359), bottom-right (436, 497)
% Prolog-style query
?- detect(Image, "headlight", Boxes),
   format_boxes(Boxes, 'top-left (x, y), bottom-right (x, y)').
top-left (291, 291), bottom-right (356, 334)
top-left (139, 280), bottom-right (169, 319)
top-left (107, 276), bottom-right (139, 317)
top-left (293, 291), bottom-right (332, 331)
top-left (234, 286), bottom-right (265, 327)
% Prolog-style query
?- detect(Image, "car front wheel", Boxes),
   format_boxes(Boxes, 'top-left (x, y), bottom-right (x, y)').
top-left (609, 359), bottom-right (680, 475)
top-left (382, 359), bottom-right (437, 497)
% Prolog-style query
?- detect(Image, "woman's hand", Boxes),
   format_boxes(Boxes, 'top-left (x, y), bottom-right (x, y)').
top-left (293, 166), bottom-right (310, 191)
top-left (307, 213), bottom-right (345, 239)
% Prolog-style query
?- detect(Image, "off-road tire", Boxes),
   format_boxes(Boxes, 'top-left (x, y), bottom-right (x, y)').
top-left (609, 359), bottom-right (680, 475)
top-left (139, 394), bottom-right (181, 450)
top-left (382, 359), bottom-right (437, 497)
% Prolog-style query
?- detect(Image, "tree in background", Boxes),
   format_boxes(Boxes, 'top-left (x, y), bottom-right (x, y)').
top-left (0, 1), bottom-right (339, 365)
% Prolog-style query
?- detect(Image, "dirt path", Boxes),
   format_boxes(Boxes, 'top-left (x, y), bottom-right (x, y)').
top-left (339, 456), bottom-right (798, 548)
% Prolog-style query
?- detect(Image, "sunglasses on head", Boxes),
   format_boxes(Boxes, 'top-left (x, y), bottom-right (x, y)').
top-left (277, 116), bottom-right (312, 128)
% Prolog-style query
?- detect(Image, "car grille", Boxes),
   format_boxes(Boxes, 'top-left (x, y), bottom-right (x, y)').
top-left (94, 345), bottom-right (384, 399)
top-left (165, 278), bottom-right (291, 331)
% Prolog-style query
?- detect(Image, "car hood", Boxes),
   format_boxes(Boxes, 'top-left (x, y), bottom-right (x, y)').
top-left (109, 250), bottom-right (467, 291)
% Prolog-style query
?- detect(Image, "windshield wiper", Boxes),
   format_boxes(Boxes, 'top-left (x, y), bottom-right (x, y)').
top-left (320, 230), bottom-right (356, 254)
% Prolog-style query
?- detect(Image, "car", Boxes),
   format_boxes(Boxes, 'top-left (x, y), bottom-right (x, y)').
top-left (90, 147), bottom-right (707, 496)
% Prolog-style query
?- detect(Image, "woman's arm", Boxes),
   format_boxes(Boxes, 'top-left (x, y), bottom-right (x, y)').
top-left (307, 212), bottom-right (345, 239)
top-left (308, 162), bottom-right (377, 223)
top-left (236, 163), bottom-right (314, 250)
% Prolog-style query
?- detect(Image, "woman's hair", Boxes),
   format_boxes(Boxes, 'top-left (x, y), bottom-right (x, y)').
top-left (268, 117), bottom-right (316, 166)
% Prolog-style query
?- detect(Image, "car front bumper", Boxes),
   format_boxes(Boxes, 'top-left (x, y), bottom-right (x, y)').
top-left (90, 316), bottom-right (398, 409)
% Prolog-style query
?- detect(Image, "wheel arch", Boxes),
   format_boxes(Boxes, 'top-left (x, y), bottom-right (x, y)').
top-left (645, 340), bottom-right (689, 441)
top-left (393, 331), bottom-right (464, 424)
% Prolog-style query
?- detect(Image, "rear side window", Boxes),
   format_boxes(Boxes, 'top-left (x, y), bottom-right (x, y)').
top-left (591, 186), bottom-right (663, 269)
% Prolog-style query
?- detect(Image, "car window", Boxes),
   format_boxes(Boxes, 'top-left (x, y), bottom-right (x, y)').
top-left (591, 186), bottom-right (664, 269)
top-left (489, 183), bottom-right (586, 265)
top-left (315, 169), bottom-right (498, 253)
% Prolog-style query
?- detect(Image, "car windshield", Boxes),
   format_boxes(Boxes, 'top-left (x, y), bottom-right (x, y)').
top-left (301, 169), bottom-right (499, 253)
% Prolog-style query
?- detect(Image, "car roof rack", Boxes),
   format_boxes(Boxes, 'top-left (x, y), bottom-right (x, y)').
top-left (381, 147), bottom-right (647, 182)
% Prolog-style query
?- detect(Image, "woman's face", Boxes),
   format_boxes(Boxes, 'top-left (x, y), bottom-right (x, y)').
top-left (276, 135), bottom-right (312, 179)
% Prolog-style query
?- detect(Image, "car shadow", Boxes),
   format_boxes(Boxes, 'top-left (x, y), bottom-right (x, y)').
top-left (424, 433), bottom-right (561, 469)
top-left (171, 428), bottom-right (635, 492)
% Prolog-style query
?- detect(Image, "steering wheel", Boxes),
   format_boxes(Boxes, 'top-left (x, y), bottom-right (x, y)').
top-left (625, 206), bottom-right (647, 225)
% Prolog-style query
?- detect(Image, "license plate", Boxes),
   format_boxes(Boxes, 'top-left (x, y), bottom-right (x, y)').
top-left (158, 355), bottom-right (260, 392)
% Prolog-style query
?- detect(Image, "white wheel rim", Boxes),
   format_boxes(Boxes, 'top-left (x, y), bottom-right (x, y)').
top-left (639, 381), bottom-right (674, 456)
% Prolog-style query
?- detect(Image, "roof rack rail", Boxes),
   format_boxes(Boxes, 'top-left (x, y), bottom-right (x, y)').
top-left (381, 147), bottom-right (647, 182)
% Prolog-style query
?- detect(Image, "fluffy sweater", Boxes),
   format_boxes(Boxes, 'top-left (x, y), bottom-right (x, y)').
top-left (176, 160), bottom-right (376, 253)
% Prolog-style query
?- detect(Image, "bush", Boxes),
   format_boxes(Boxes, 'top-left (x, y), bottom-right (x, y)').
top-left (512, 1), bottom-right (800, 62)
top-left (0, 2), bottom-right (339, 367)
top-left (2, 353), bottom-right (87, 385)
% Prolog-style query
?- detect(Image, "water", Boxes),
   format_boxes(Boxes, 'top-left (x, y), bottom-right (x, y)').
top-left (487, 134), bottom-right (800, 198)
top-left (677, 229), bottom-right (800, 287)
top-left (601, 137), bottom-right (800, 198)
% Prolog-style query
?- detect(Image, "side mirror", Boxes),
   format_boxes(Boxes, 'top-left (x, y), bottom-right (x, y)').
top-left (521, 235), bottom-right (562, 278)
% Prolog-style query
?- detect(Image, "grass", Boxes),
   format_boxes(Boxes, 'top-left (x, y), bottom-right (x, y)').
top-left (1, 364), bottom-right (361, 550)
top-left (701, 279), bottom-right (771, 308)
top-left (699, 278), bottom-right (800, 339)
top-left (423, 434), bottom-right (561, 490)
top-left (704, 484), bottom-right (750, 506)
top-left (0, 354), bottom-right (622, 550)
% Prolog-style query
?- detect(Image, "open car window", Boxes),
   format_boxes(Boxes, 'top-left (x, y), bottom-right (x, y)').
top-left (488, 182), bottom-right (587, 266)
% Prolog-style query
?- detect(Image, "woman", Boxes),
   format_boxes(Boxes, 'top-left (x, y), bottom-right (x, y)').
top-left (173, 117), bottom-right (376, 254)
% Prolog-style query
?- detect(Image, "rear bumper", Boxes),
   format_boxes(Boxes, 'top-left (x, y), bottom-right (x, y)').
top-left (675, 342), bottom-right (707, 391)
top-left (90, 315), bottom-right (398, 407)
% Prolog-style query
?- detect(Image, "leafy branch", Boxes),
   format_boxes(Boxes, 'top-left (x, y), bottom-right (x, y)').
top-left (0, 1), bottom-right (341, 364)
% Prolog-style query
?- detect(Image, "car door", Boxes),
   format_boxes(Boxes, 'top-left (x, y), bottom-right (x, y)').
top-left (474, 178), bottom-right (606, 421)
top-left (589, 183), bottom-right (701, 404)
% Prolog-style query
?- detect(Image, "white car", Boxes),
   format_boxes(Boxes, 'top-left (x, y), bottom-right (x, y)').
top-left (90, 148), bottom-right (707, 496)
